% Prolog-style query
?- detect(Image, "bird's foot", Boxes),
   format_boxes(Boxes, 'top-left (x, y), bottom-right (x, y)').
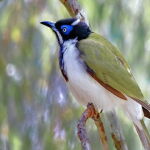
top-left (87, 103), bottom-right (100, 121)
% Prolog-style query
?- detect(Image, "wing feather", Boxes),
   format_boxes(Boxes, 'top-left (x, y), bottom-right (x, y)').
top-left (78, 33), bottom-right (150, 112)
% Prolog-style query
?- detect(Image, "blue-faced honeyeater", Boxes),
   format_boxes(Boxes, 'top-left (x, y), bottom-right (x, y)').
top-left (41, 18), bottom-right (150, 147)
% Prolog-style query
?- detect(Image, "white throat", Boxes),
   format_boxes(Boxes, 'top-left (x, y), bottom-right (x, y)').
top-left (62, 39), bottom-right (80, 76)
top-left (63, 39), bottom-right (78, 48)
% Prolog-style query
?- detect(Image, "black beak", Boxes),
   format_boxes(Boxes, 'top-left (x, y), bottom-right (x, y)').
top-left (40, 21), bottom-right (56, 30)
top-left (40, 21), bottom-right (63, 44)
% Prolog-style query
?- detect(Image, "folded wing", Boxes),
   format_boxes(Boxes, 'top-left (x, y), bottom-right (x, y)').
top-left (78, 33), bottom-right (150, 112)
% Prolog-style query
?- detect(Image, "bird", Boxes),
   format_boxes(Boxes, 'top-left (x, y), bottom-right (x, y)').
top-left (41, 18), bottom-right (150, 148)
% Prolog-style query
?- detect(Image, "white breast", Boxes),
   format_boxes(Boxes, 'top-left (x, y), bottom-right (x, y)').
top-left (61, 39), bottom-right (143, 127)
top-left (62, 40), bottom-right (124, 111)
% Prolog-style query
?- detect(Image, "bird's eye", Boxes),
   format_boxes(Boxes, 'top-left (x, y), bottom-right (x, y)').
top-left (61, 25), bottom-right (73, 35)
top-left (62, 27), bottom-right (67, 32)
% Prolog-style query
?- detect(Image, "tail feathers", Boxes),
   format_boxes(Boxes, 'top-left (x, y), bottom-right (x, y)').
top-left (134, 120), bottom-right (150, 150)
top-left (123, 97), bottom-right (150, 149)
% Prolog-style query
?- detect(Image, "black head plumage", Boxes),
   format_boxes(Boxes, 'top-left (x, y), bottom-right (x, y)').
top-left (41, 18), bottom-right (91, 43)
top-left (55, 18), bottom-right (91, 41)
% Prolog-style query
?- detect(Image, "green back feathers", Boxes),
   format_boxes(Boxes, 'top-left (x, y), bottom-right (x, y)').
top-left (78, 33), bottom-right (144, 100)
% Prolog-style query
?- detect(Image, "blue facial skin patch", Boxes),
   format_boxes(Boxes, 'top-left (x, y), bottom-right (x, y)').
top-left (61, 25), bottom-right (73, 35)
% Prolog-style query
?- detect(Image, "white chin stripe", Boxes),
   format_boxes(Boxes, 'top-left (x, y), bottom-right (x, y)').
top-left (71, 19), bottom-right (80, 26)
top-left (55, 30), bottom-right (63, 44)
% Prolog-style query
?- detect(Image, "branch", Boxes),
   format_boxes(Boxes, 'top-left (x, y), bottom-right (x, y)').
top-left (91, 105), bottom-right (109, 150)
top-left (59, 0), bottom-right (89, 25)
top-left (77, 104), bottom-right (92, 150)
top-left (77, 103), bottom-right (109, 150)
top-left (106, 111), bottom-right (128, 150)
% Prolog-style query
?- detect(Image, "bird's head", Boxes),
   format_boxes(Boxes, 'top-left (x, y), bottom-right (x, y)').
top-left (41, 18), bottom-right (91, 45)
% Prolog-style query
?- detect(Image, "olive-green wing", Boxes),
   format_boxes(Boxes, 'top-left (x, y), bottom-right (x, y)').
top-left (78, 32), bottom-right (144, 101)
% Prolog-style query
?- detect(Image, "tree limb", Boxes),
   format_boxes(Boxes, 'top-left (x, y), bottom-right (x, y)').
top-left (106, 111), bottom-right (128, 150)
top-left (78, 103), bottom-right (109, 150)
top-left (77, 104), bottom-right (92, 150)
top-left (59, 0), bottom-right (89, 24)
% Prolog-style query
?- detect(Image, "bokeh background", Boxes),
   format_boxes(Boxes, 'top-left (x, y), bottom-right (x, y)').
top-left (0, 0), bottom-right (150, 150)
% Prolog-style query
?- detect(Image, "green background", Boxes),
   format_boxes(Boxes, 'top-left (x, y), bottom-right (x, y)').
top-left (0, 0), bottom-right (150, 149)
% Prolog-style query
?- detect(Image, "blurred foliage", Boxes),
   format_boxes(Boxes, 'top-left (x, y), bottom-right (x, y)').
top-left (0, 0), bottom-right (150, 150)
